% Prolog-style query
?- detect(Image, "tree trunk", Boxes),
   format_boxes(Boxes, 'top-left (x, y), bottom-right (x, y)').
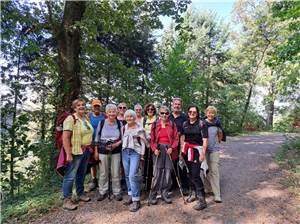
top-left (55, 1), bottom-right (86, 113)
top-left (239, 84), bottom-right (253, 129)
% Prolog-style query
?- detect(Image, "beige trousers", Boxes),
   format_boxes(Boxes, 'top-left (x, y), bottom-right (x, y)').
top-left (98, 153), bottom-right (121, 195)
top-left (204, 151), bottom-right (221, 200)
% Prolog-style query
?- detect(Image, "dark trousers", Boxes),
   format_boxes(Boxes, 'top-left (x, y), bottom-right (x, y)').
top-left (143, 147), bottom-right (153, 191)
top-left (150, 144), bottom-right (173, 196)
top-left (186, 150), bottom-right (205, 198)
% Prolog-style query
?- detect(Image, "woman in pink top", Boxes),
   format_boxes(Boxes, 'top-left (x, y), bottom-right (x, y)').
top-left (149, 105), bottom-right (179, 205)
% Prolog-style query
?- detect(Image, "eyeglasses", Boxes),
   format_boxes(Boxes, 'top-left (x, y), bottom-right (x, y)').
top-left (118, 106), bottom-right (127, 109)
top-left (147, 108), bottom-right (155, 111)
top-left (135, 109), bottom-right (142, 111)
top-left (160, 112), bottom-right (169, 116)
top-left (188, 111), bottom-right (197, 115)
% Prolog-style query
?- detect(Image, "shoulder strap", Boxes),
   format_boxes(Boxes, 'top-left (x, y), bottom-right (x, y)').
top-left (98, 119), bottom-right (105, 139)
top-left (71, 114), bottom-right (77, 125)
top-left (116, 120), bottom-right (122, 139)
top-left (143, 117), bottom-right (147, 128)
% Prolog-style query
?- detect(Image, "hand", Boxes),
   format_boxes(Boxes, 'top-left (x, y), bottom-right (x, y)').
top-left (167, 148), bottom-right (172, 155)
top-left (154, 149), bottom-right (160, 156)
top-left (66, 154), bottom-right (73, 163)
top-left (199, 153), bottom-right (205, 162)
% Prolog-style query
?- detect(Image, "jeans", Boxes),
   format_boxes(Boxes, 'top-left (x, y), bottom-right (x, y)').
top-left (62, 150), bottom-right (90, 199)
top-left (122, 148), bottom-right (141, 201)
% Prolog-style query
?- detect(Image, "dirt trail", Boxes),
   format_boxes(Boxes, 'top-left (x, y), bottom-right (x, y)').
top-left (32, 134), bottom-right (299, 224)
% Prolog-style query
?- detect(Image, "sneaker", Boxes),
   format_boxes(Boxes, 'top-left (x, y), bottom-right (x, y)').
top-left (214, 196), bottom-right (222, 203)
top-left (123, 197), bottom-right (132, 206)
top-left (96, 192), bottom-right (106, 201)
top-left (63, 198), bottom-right (78, 211)
top-left (149, 194), bottom-right (158, 205)
top-left (87, 178), bottom-right (98, 192)
top-left (193, 197), bottom-right (207, 211)
top-left (129, 201), bottom-right (141, 212)
top-left (161, 193), bottom-right (172, 204)
top-left (78, 194), bottom-right (91, 202)
top-left (186, 193), bottom-right (196, 203)
top-left (114, 194), bottom-right (123, 201)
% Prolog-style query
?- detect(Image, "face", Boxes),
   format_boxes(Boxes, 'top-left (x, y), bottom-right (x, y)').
top-left (188, 107), bottom-right (198, 120)
top-left (93, 105), bottom-right (101, 114)
top-left (107, 108), bottom-right (117, 120)
top-left (159, 109), bottom-right (170, 121)
top-left (146, 106), bottom-right (155, 116)
top-left (74, 101), bottom-right (86, 114)
top-left (135, 107), bottom-right (142, 117)
top-left (172, 99), bottom-right (182, 113)
top-left (206, 109), bottom-right (216, 121)
top-left (118, 103), bottom-right (127, 115)
top-left (125, 114), bottom-right (136, 125)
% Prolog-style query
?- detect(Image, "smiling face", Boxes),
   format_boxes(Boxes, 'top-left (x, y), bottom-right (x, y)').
top-left (135, 107), bottom-right (142, 117)
top-left (146, 106), bottom-right (155, 117)
top-left (125, 114), bottom-right (136, 125)
top-left (206, 109), bottom-right (216, 121)
top-left (93, 105), bottom-right (101, 115)
top-left (118, 103), bottom-right (127, 116)
top-left (74, 101), bottom-right (86, 116)
top-left (107, 108), bottom-right (117, 121)
top-left (172, 99), bottom-right (182, 113)
top-left (159, 108), bottom-right (170, 122)
top-left (188, 106), bottom-right (198, 120)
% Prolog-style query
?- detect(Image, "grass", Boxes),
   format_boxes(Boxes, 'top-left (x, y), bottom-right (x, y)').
top-left (1, 191), bottom-right (62, 223)
top-left (275, 136), bottom-right (300, 194)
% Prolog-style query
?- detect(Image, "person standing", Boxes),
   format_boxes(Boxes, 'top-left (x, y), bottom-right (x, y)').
top-left (134, 104), bottom-right (144, 127)
top-left (94, 104), bottom-right (123, 201)
top-left (62, 99), bottom-right (93, 210)
top-left (203, 106), bottom-right (225, 203)
top-left (143, 103), bottom-right (157, 191)
top-left (149, 106), bottom-right (179, 204)
top-left (169, 98), bottom-right (188, 195)
top-left (87, 99), bottom-right (105, 191)
top-left (180, 105), bottom-right (208, 210)
top-left (122, 110), bottom-right (148, 212)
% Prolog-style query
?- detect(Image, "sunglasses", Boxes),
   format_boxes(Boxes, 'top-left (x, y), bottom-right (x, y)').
top-left (160, 112), bottom-right (169, 116)
top-left (118, 106), bottom-right (127, 109)
top-left (135, 109), bottom-right (142, 111)
top-left (147, 108), bottom-right (155, 111)
top-left (188, 111), bottom-right (197, 115)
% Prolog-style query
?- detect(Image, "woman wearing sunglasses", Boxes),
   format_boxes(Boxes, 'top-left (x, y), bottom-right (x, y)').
top-left (62, 99), bottom-right (94, 210)
top-left (149, 105), bottom-right (179, 204)
top-left (142, 103), bottom-right (157, 191)
top-left (180, 105), bottom-right (208, 210)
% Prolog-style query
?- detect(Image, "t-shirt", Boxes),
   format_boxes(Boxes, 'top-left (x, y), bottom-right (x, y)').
top-left (89, 113), bottom-right (105, 141)
top-left (204, 119), bottom-right (221, 152)
top-left (158, 127), bottom-right (170, 144)
top-left (182, 120), bottom-right (208, 146)
top-left (170, 112), bottom-right (187, 135)
top-left (63, 114), bottom-right (93, 155)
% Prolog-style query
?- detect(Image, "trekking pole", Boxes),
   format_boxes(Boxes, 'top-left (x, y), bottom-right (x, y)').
top-left (167, 149), bottom-right (187, 205)
top-left (145, 146), bottom-right (151, 191)
top-left (147, 154), bottom-right (159, 206)
top-left (108, 141), bottom-right (113, 201)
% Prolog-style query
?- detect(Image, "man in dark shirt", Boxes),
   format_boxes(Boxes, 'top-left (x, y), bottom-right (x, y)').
top-left (169, 98), bottom-right (189, 195)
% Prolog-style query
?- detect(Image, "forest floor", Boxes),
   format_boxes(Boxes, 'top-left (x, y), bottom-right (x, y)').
top-left (14, 134), bottom-right (300, 224)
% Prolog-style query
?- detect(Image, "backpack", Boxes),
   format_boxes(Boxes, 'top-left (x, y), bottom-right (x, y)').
top-left (55, 112), bottom-right (76, 150)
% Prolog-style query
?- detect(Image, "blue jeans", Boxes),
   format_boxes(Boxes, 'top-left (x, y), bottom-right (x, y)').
top-left (62, 150), bottom-right (90, 199)
top-left (122, 148), bottom-right (141, 201)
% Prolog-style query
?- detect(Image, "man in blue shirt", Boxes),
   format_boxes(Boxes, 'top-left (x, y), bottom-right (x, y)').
top-left (88, 99), bottom-right (105, 191)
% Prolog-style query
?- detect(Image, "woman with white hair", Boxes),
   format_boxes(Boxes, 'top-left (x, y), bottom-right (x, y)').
top-left (122, 109), bottom-right (148, 212)
top-left (94, 104), bottom-right (123, 201)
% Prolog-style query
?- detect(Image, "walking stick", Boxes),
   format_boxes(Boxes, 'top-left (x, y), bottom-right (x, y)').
top-left (144, 146), bottom-right (151, 191)
top-left (167, 151), bottom-right (187, 205)
top-left (147, 154), bottom-right (159, 206)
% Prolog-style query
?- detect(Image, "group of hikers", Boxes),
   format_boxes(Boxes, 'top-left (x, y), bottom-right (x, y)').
top-left (56, 97), bottom-right (226, 212)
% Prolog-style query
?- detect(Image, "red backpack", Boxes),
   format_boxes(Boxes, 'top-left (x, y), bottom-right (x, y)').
top-left (55, 112), bottom-right (76, 150)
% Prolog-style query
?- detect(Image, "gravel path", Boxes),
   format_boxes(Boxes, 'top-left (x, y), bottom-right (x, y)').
top-left (32, 134), bottom-right (299, 224)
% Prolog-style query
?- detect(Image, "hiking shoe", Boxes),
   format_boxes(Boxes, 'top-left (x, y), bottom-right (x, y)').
top-left (114, 194), bottom-right (123, 201)
top-left (186, 193), bottom-right (196, 203)
top-left (87, 178), bottom-right (98, 192)
top-left (149, 194), bottom-right (158, 205)
top-left (78, 194), bottom-right (91, 202)
top-left (63, 198), bottom-right (78, 211)
top-left (129, 201), bottom-right (141, 212)
top-left (123, 197), bottom-right (132, 206)
top-left (96, 192), bottom-right (106, 201)
top-left (193, 197), bottom-right (207, 211)
top-left (182, 188), bottom-right (189, 196)
top-left (161, 193), bottom-right (172, 204)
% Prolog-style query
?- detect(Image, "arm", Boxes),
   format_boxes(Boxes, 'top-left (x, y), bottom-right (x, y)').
top-left (63, 131), bottom-right (73, 162)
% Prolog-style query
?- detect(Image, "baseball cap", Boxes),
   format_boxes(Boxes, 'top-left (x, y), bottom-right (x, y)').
top-left (91, 99), bottom-right (102, 107)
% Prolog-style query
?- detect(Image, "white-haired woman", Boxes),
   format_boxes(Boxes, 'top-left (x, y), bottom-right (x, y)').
top-left (94, 104), bottom-right (123, 201)
top-left (122, 109), bottom-right (148, 212)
